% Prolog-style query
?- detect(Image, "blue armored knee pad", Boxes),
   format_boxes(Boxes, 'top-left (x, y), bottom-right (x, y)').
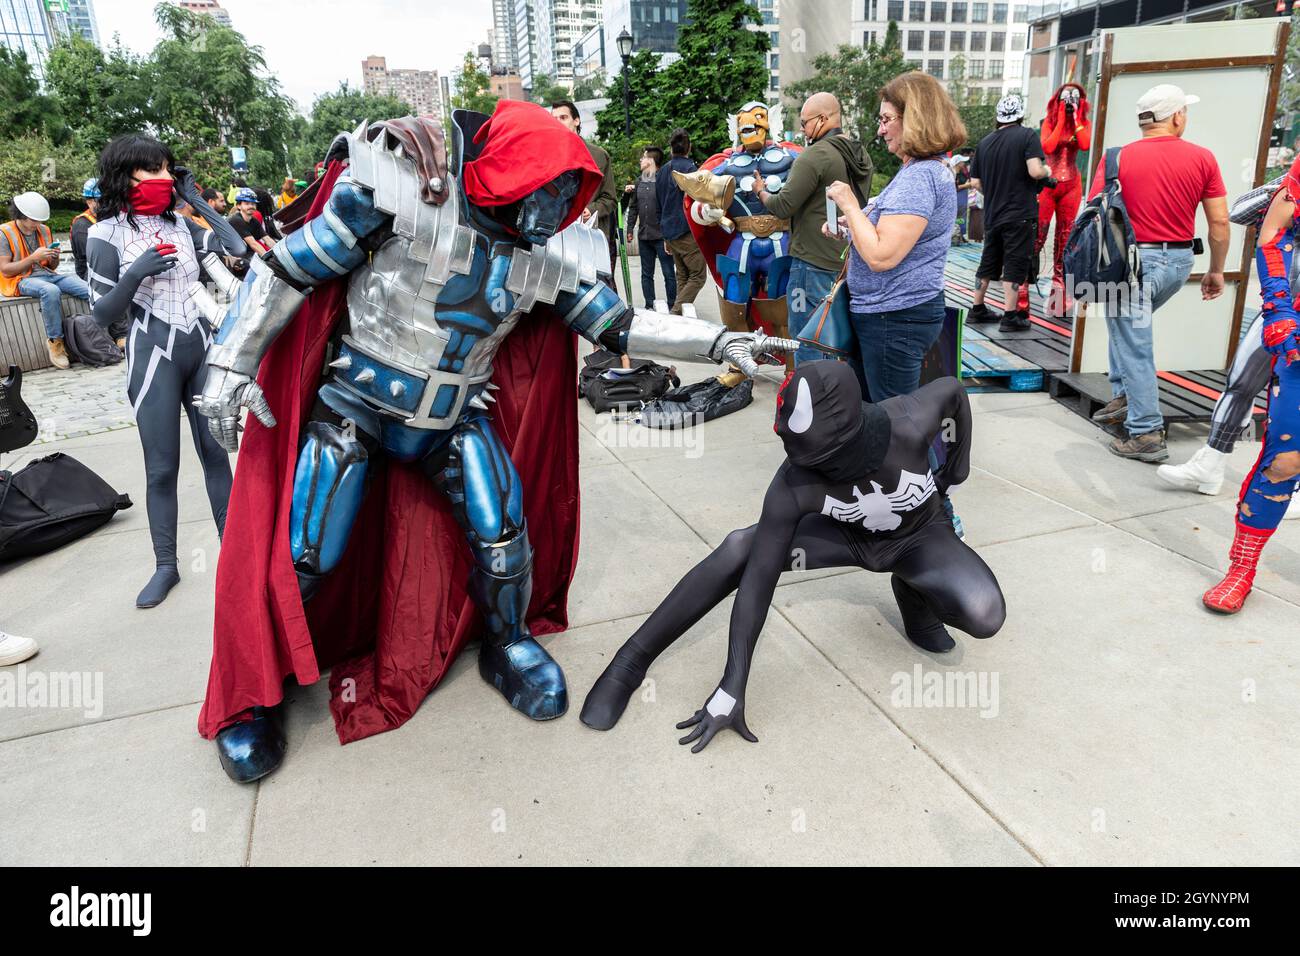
top-left (289, 420), bottom-right (368, 600)
top-left (467, 527), bottom-right (533, 646)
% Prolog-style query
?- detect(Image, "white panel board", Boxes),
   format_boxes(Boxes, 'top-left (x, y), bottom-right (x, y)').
top-left (1077, 21), bottom-right (1282, 374)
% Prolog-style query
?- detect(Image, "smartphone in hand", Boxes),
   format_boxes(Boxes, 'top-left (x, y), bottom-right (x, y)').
top-left (825, 190), bottom-right (841, 239)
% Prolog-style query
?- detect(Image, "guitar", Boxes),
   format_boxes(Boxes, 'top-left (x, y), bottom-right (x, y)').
top-left (0, 365), bottom-right (39, 454)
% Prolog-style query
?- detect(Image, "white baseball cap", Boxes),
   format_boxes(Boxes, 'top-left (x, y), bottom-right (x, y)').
top-left (13, 191), bottom-right (50, 221)
top-left (1136, 84), bottom-right (1200, 123)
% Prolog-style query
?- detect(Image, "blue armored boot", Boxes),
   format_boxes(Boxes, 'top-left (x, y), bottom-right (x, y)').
top-left (215, 705), bottom-right (286, 783)
top-left (470, 550), bottom-right (568, 720)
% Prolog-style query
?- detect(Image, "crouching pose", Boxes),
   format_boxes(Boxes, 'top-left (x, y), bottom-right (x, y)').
top-left (581, 361), bottom-right (1005, 750)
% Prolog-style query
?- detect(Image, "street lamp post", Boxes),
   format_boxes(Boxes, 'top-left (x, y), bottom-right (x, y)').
top-left (617, 28), bottom-right (633, 137)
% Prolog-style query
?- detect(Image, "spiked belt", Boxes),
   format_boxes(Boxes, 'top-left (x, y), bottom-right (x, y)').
top-left (330, 334), bottom-right (493, 430)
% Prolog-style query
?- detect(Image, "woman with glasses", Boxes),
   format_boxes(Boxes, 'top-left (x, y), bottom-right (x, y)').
top-left (824, 71), bottom-right (966, 533)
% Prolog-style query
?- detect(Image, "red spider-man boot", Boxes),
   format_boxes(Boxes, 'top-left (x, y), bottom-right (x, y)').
top-left (1202, 523), bottom-right (1275, 614)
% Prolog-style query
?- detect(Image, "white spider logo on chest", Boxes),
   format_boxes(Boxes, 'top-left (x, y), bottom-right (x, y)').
top-left (821, 470), bottom-right (936, 531)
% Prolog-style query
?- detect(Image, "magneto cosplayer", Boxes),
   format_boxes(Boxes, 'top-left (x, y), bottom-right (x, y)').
top-left (683, 100), bottom-right (801, 376)
top-left (1202, 155), bottom-right (1300, 613)
top-left (190, 101), bottom-right (796, 782)
top-left (1020, 83), bottom-right (1091, 317)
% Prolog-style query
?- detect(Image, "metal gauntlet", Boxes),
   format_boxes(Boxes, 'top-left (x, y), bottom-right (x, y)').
top-left (624, 308), bottom-right (727, 363)
top-left (191, 256), bottom-right (307, 377)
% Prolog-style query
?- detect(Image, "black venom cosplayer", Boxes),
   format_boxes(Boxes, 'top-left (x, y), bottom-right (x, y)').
top-left (582, 362), bottom-right (1006, 751)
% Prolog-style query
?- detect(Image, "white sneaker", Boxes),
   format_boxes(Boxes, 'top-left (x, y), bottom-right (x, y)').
top-left (0, 631), bottom-right (38, 666)
top-left (1156, 445), bottom-right (1227, 495)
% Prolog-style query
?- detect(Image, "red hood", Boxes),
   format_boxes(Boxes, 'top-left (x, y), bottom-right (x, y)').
top-left (461, 100), bottom-right (601, 232)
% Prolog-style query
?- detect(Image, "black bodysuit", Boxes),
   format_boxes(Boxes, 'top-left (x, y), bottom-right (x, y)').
top-left (581, 361), bottom-right (1006, 751)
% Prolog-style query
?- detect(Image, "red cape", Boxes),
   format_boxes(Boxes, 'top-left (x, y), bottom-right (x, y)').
top-left (684, 142), bottom-right (803, 334)
top-left (198, 159), bottom-right (581, 743)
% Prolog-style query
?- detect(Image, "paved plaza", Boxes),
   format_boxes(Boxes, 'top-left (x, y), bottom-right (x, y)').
top-left (1, 268), bottom-right (1296, 866)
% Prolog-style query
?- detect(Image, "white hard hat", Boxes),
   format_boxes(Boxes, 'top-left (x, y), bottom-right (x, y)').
top-left (13, 191), bottom-right (50, 222)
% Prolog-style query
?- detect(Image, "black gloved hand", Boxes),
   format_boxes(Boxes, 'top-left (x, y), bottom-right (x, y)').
top-left (675, 687), bottom-right (758, 754)
top-left (1042, 176), bottom-right (1059, 191)
top-left (172, 165), bottom-right (199, 201)
top-left (126, 244), bottom-right (179, 281)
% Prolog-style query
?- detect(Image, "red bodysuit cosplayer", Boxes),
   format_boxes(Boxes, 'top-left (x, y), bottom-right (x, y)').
top-left (1019, 83), bottom-right (1091, 317)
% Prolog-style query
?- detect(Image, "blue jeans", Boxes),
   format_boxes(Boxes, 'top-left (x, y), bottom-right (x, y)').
top-left (18, 272), bottom-right (89, 339)
top-left (639, 239), bottom-right (676, 308)
top-left (788, 257), bottom-right (839, 365)
top-left (1105, 246), bottom-right (1194, 435)
top-left (850, 292), bottom-right (946, 402)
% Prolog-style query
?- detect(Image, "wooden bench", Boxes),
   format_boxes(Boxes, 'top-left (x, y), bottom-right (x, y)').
top-left (0, 294), bottom-right (92, 371)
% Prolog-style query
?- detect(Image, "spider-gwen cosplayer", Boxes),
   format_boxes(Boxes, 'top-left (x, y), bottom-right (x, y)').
top-left (582, 362), bottom-right (1005, 750)
top-left (86, 134), bottom-right (248, 608)
top-left (1202, 156), bottom-right (1300, 613)
top-left (686, 100), bottom-right (801, 373)
top-left (192, 101), bottom-right (794, 782)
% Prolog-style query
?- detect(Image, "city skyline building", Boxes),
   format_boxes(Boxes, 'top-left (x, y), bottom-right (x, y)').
top-left (178, 0), bottom-right (233, 28)
top-left (361, 54), bottom-right (444, 122)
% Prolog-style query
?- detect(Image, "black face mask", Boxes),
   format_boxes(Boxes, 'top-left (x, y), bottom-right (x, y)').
top-left (515, 170), bottom-right (582, 244)
top-left (774, 361), bottom-right (891, 482)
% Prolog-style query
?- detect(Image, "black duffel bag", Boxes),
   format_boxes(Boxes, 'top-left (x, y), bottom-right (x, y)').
top-left (0, 452), bottom-right (132, 562)
top-left (578, 349), bottom-right (679, 413)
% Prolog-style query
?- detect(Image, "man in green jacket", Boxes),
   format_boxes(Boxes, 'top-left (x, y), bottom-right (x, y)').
top-left (756, 92), bottom-right (873, 351)
top-left (552, 100), bottom-right (620, 293)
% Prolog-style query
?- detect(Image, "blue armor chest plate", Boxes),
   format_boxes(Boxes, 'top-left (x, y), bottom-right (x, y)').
top-left (718, 146), bottom-right (798, 218)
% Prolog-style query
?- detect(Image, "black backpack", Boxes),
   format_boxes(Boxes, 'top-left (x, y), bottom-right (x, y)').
top-left (1062, 146), bottom-right (1141, 299)
top-left (578, 350), bottom-right (680, 413)
top-left (0, 452), bottom-right (132, 562)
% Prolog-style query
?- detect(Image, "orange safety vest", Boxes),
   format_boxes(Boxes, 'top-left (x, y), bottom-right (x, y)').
top-left (0, 220), bottom-right (53, 298)
top-left (72, 210), bottom-right (97, 229)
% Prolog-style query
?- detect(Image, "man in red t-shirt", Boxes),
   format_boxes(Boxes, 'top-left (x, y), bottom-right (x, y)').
top-left (1088, 84), bottom-right (1230, 463)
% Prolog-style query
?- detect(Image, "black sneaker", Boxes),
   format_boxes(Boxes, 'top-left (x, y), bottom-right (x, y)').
top-left (998, 310), bottom-right (1031, 332)
top-left (967, 303), bottom-right (997, 323)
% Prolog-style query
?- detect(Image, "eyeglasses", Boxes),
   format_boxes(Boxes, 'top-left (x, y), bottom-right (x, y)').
top-left (877, 113), bottom-right (901, 128)
top-left (799, 113), bottom-right (827, 129)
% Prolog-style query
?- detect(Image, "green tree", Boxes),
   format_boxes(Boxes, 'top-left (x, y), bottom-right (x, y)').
top-left (293, 82), bottom-right (411, 174)
top-left (0, 46), bottom-right (66, 143)
top-left (148, 3), bottom-right (296, 185)
top-left (0, 133), bottom-right (98, 207)
top-left (527, 73), bottom-right (571, 109)
top-left (959, 104), bottom-right (996, 150)
top-left (594, 49), bottom-right (673, 144)
top-left (784, 22), bottom-right (909, 175)
top-left (658, 0), bottom-right (769, 158)
top-left (948, 54), bottom-right (973, 108)
top-left (572, 72), bottom-right (606, 101)
top-left (454, 51), bottom-right (500, 115)
top-left (45, 34), bottom-right (155, 150)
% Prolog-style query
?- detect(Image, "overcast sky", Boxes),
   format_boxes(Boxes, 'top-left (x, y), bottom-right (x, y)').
top-left (92, 0), bottom-right (494, 114)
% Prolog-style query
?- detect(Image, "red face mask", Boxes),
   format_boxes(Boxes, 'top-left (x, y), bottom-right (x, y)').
top-left (130, 178), bottom-right (174, 216)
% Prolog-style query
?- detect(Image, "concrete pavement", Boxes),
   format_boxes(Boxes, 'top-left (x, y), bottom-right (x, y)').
top-left (1, 262), bottom-right (1296, 866)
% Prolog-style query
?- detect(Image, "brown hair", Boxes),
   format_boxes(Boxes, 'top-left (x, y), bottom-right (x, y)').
top-left (881, 72), bottom-right (967, 159)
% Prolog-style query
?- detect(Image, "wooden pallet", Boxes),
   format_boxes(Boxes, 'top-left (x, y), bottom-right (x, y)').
top-left (0, 295), bottom-right (92, 371)
top-left (1049, 370), bottom-right (1268, 439)
top-left (961, 328), bottom-right (1045, 391)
